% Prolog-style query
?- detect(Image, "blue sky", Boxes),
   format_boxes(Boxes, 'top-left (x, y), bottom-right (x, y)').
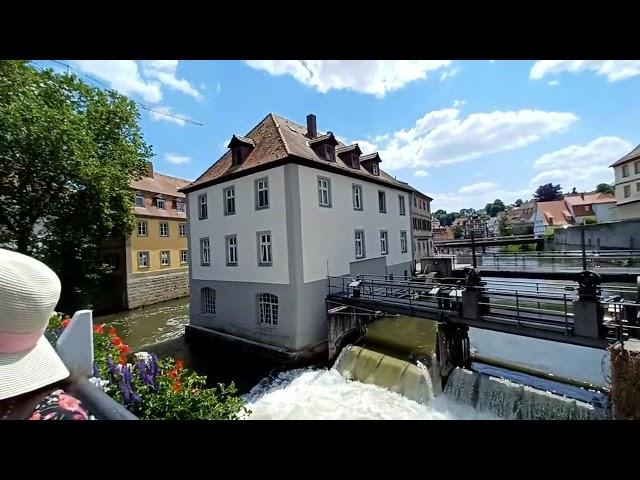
top-left (35, 60), bottom-right (640, 212)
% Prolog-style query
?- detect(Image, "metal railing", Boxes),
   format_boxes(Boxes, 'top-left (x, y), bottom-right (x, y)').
top-left (327, 274), bottom-right (640, 344)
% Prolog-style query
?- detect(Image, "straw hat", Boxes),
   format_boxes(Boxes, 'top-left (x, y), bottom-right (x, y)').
top-left (0, 249), bottom-right (69, 400)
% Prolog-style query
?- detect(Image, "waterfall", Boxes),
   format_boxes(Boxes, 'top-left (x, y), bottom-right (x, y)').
top-left (443, 367), bottom-right (479, 407)
top-left (334, 345), bottom-right (435, 404)
top-left (443, 367), bottom-right (604, 419)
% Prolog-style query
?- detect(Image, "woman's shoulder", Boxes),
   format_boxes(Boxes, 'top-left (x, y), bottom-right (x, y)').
top-left (28, 389), bottom-right (93, 420)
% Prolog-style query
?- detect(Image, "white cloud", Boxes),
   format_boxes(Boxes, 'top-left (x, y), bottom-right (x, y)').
top-left (165, 153), bottom-right (191, 165)
top-left (414, 170), bottom-right (429, 177)
top-left (548, 80), bottom-right (559, 86)
top-left (142, 60), bottom-right (203, 101)
top-left (530, 60), bottom-right (640, 82)
top-left (452, 99), bottom-right (467, 108)
top-left (458, 182), bottom-right (498, 195)
top-left (70, 60), bottom-right (162, 103)
top-left (439, 67), bottom-right (460, 82)
top-left (245, 60), bottom-right (451, 97)
top-left (349, 106), bottom-right (578, 172)
top-left (432, 187), bottom-right (532, 212)
top-left (489, 60), bottom-right (496, 63)
top-left (147, 106), bottom-right (186, 126)
top-left (530, 136), bottom-right (632, 191)
top-left (68, 60), bottom-right (202, 104)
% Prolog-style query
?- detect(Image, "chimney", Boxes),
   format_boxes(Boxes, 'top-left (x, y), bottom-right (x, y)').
top-left (581, 192), bottom-right (584, 200)
top-left (146, 161), bottom-right (154, 178)
top-left (306, 114), bottom-right (317, 138)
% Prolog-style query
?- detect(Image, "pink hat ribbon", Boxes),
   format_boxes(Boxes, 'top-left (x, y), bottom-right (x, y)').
top-left (0, 328), bottom-right (46, 354)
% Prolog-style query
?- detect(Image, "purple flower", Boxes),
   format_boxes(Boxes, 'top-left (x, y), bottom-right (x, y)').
top-left (118, 380), bottom-right (131, 404)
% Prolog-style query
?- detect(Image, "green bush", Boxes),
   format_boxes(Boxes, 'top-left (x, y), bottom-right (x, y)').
top-left (47, 314), bottom-right (249, 420)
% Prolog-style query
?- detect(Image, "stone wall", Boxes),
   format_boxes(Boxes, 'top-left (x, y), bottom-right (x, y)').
top-left (553, 218), bottom-right (640, 250)
top-left (126, 268), bottom-right (189, 309)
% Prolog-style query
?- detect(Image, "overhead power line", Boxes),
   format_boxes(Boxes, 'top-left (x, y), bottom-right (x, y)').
top-left (37, 60), bottom-right (203, 127)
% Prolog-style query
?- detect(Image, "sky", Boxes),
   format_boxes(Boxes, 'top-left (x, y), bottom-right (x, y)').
top-left (34, 60), bottom-right (640, 212)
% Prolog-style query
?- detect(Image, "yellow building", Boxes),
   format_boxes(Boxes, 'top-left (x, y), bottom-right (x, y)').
top-left (98, 163), bottom-right (190, 311)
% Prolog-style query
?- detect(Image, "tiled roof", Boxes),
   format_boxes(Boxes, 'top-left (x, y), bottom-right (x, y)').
top-left (130, 171), bottom-right (189, 220)
top-left (308, 132), bottom-right (338, 146)
top-left (360, 152), bottom-right (381, 162)
top-left (227, 134), bottom-right (255, 148)
top-left (564, 192), bottom-right (615, 206)
top-left (336, 144), bottom-right (362, 155)
top-left (610, 143), bottom-right (640, 167)
top-left (131, 172), bottom-right (190, 199)
top-left (537, 200), bottom-right (573, 226)
top-left (182, 113), bottom-right (409, 193)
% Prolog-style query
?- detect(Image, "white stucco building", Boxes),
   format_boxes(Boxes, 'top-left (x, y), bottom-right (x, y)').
top-left (611, 143), bottom-right (640, 220)
top-left (181, 113), bottom-right (413, 355)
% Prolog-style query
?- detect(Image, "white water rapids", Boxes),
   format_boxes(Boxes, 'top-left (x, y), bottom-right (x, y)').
top-left (244, 367), bottom-right (497, 420)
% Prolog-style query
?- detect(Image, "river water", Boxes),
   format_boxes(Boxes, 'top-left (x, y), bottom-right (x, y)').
top-left (96, 289), bottom-right (612, 419)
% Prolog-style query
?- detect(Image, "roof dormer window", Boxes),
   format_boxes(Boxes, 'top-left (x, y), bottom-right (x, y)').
top-left (324, 144), bottom-right (335, 161)
top-left (227, 135), bottom-right (255, 166)
top-left (372, 163), bottom-right (379, 176)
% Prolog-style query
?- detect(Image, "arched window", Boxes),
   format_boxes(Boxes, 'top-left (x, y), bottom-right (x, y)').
top-left (258, 293), bottom-right (279, 326)
top-left (201, 288), bottom-right (216, 315)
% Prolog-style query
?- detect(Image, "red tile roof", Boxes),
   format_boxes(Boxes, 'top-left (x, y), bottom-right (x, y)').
top-left (130, 171), bottom-right (190, 220)
top-left (537, 200), bottom-right (573, 226)
top-left (182, 113), bottom-right (410, 193)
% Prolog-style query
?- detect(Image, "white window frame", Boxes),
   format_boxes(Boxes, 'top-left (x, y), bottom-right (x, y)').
top-left (200, 237), bottom-right (211, 266)
top-left (635, 161), bottom-right (640, 175)
top-left (156, 197), bottom-right (166, 210)
top-left (380, 230), bottom-right (389, 255)
top-left (201, 288), bottom-right (216, 315)
top-left (176, 200), bottom-right (185, 213)
top-left (378, 190), bottom-right (387, 213)
top-left (622, 164), bottom-right (629, 178)
top-left (159, 222), bottom-right (169, 237)
top-left (372, 163), bottom-right (379, 176)
top-left (160, 250), bottom-right (170, 266)
top-left (636, 182), bottom-right (640, 193)
top-left (355, 230), bottom-right (365, 259)
top-left (137, 220), bottom-right (147, 237)
top-left (353, 184), bottom-right (363, 211)
top-left (257, 231), bottom-right (273, 266)
top-left (179, 249), bottom-right (188, 264)
top-left (255, 177), bottom-right (270, 210)
top-left (399, 195), bottom-right (406, 216)
top-left (198, 193), bottom-right (208, 220)
top-left (624, 185), bottom-right (631, 198)
top-left (226, 234), bottom-right (238, 266)
top-left (179, 223), bottom-right (187, 237)
top-left (137, 251), bottom-right (150, 268)
top-left (400, 231), bottom-right (408, 253)
top-left (317, 176), bottom-right (332, 208)
top-left (224, 186), bottom-right (236, 215)
top-left (258, 293), bottom-right (279, 326)
top-left (135, 193), bottom-right (144, 208)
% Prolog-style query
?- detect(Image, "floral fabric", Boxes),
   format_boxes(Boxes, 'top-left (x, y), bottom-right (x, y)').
top-left (27, 389), bottom-right (92, 420)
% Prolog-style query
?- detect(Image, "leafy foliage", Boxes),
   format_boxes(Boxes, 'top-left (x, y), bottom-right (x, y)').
top-left (484, 199), bottom-right (506, 217)
top-left (534, 183), bottom-right (563, 202)
top-left (0, 61), bottom-right (152, 310)
top-left (596, 183), bottom-right (614, 195)
top-left (47, 315), bottom-right (248, 420)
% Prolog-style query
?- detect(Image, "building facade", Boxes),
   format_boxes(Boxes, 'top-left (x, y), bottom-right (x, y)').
top-left (610, 144), bottom-right (640, 220)
top-left (98, 163), bottom-right (190, 311)
top-left (408, 187), bottom-right (433, 265)
top-left (182, 113), bottom-right (413, 354)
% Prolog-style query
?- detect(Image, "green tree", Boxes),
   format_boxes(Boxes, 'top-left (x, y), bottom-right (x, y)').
top-left (534, 183), bottom-right (563, 202)
top-left (452, 225), bottom-right (463, 239)
top-left (498, 214), bottom-right (512, 236)
top-left (596, 183), bottom-right (614, 194)
top-left (484, 199), bottom-right (506, 217)
top-left (0, 61), bottom-right (152, 309)
top-left (514, 199), bottom-right (523, 207)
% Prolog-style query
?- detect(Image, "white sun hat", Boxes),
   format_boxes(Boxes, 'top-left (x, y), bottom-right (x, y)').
top-left (0, 248), bottom-right (70, 400)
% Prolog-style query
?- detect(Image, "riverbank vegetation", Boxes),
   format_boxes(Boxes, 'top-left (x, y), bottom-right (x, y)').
top-left (48, 314), bottom-right (248, 420)
top-left (0, 60), bottom-right (152, 311)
